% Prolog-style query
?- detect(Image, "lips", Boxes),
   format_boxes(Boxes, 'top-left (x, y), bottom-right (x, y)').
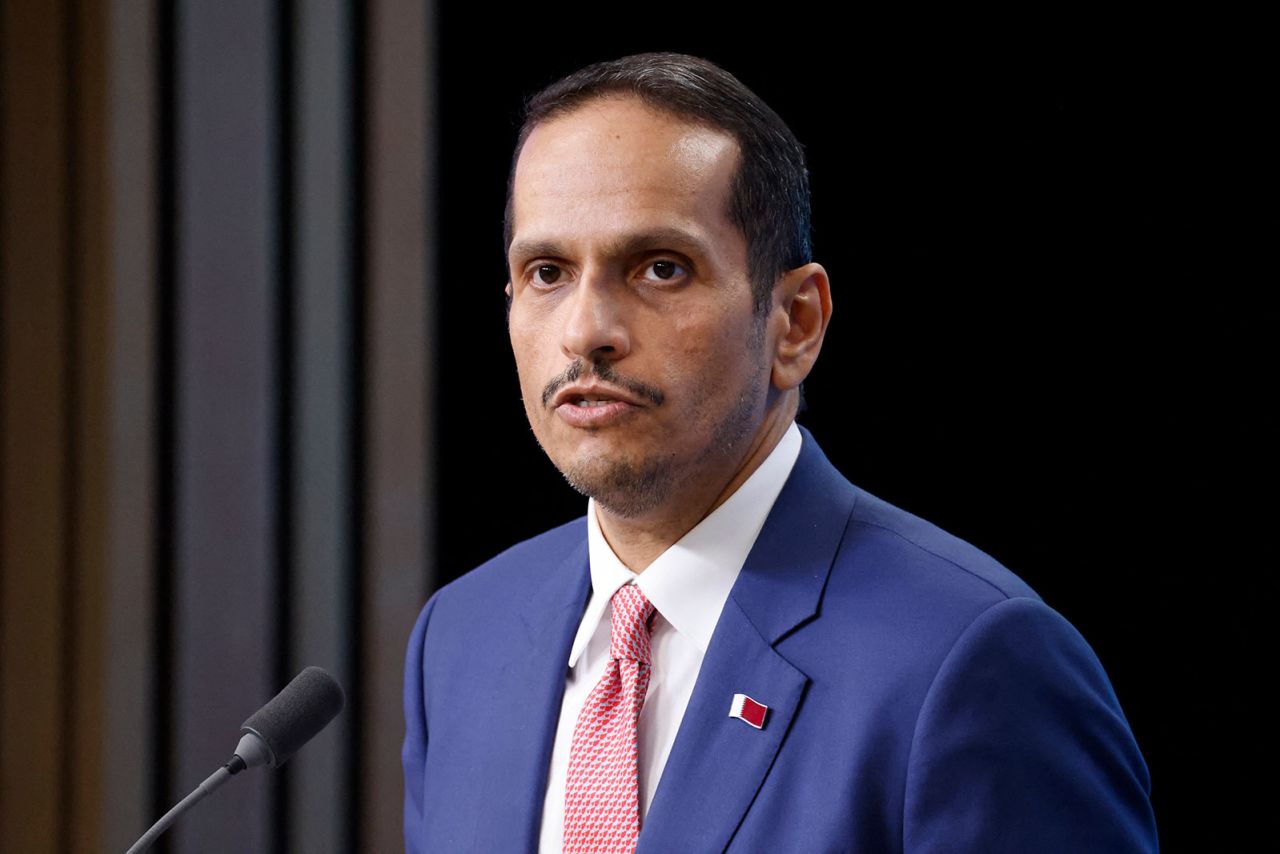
top-left (555, 398), bottom-right (638, 428)
top-left (552, 384), bottom-right (646, 428)
top-left (551, 384), bottom-right (646, 410)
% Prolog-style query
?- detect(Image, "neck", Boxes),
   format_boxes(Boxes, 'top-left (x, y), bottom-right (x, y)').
top-left (595, 396), bottom-right (795, 572)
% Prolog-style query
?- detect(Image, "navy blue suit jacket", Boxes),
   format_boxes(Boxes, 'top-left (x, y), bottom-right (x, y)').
top-left (403, 425), bottom-right (1158, 851)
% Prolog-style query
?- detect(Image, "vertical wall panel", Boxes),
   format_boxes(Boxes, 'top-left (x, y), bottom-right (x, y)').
top-left (101, 0), bottom-right (158, 849)
top-left (363, 0), bottom-right (434, 849)
top-left (289, 0), bottom-right (354, 850)
top-left (68, 0), bottom-right (111, 849)
top-left (0, 0), bottom-right (439, 848)
top-left (0, 1), bottom-right (70, 850)
top-left (171, 0), bottom-right (280, 850)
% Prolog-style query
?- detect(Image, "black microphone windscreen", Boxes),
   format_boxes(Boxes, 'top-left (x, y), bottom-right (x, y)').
top-left (240, 666), bottom-right (345, 768)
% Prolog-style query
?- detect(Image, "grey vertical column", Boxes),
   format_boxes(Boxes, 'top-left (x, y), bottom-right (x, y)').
top-left (362, 0), bottom-right (434, 849)
top-left (102, 0), bottom-right (158, 849)
top-left (172, 0), bottom-right (280, 851)
top-left (289, 0), bottom-right (354, 850)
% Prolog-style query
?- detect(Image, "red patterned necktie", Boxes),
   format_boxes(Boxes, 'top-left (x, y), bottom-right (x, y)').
top-left (563, 584), bottom-right (655, 853)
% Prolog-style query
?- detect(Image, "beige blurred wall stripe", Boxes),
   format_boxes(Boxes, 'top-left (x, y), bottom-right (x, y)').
top-left (102, 0), bottom-right (158, 849)
top-left (363, 0), bottom-right (435, 849)
top-left (0, 0), bottom-right (71, 850)
top-left (68, 0), bottom-right (111, 849)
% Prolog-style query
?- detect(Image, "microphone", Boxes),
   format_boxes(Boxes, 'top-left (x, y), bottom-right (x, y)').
top-left (125, 666), bottom-right (345, 854)
top-left (235, 665), bottom-right (346, 770)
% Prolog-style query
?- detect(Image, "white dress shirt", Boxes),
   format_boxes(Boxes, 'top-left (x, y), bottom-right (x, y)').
top-left (538, 421), bottom-right (803, 852)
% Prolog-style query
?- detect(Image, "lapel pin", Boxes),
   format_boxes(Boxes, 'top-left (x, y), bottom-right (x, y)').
top-left (729, 693), bottom-right (768, 730)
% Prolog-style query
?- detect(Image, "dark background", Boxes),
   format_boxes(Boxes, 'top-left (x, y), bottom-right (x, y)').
top-left (436, 14), bottom-right (1274, 852)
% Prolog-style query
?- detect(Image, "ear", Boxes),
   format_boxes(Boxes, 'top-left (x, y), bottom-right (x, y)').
top-left (770, 262), bottom-right (832, 392)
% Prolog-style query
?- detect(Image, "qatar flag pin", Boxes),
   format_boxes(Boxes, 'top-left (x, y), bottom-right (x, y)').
top-left (729, 693), bottom-right (769, 730)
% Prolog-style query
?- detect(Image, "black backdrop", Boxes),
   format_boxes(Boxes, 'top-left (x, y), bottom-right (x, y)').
top-left (434, 14), bottom-right (1273, 852)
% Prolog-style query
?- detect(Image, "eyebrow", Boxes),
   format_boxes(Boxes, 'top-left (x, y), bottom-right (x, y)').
top-left (507, 226), bottom-right (712, 267)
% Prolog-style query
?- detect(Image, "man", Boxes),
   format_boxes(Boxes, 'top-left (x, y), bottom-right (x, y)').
top-left (403, 52), bottom-right (1157, 852)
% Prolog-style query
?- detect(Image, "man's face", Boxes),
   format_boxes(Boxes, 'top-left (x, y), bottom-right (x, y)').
top-left (505, 96), bottom-right (774, 518)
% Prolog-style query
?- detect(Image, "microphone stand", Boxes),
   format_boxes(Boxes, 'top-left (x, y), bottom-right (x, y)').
top-left (124, 755), bottom-right (246, 854)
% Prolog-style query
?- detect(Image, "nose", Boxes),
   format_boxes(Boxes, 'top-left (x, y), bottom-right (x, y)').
top-left (560, 269), bottom-right (631, 363)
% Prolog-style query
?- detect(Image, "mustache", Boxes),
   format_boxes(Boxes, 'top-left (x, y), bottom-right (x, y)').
top-left (541, 359), bottom-right (666, 408)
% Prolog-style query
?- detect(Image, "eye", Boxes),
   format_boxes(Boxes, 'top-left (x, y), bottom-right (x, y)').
top-left (531, 264), bottom-right (563, 286)
top-left (639, 259), bottom-right (687, 282)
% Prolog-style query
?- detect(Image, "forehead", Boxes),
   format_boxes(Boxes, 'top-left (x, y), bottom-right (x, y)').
top-left (509, 96), bottom-right (743, 263)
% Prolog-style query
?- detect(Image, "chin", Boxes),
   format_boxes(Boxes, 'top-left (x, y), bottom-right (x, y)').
top-left (556, 453), bottom-right (674, 519)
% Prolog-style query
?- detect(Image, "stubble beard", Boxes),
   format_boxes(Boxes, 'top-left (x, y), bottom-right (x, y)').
top-left (546, 311), bottom-right (769, 519)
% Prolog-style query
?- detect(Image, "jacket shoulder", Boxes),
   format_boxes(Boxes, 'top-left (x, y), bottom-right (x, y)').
top-left (844, 485), bottom-right (1040, 603)
top-left (791, 423), bottom-right (1036, 607)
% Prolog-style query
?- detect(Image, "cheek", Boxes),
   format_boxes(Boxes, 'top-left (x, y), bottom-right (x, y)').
top-left (509, 330), bottom-right (548, 403)
top-left (509, 299), bottom-right (565, 365)
top-left (654, 317), bottom-right (706, 384)
top-left (661, 317), bottom-right (747, 403)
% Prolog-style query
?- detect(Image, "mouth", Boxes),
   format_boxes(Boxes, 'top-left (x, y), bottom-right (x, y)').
top-left (552, 385), bottom-right (646, 428)
top-left (541, 359), bottom-right (667, 412)
top-left (569, 398), bottom-right (624, 408)
top-left (551, 384), bottom-right (647, 410)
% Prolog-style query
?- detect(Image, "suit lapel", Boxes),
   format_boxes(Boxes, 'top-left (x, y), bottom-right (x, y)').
top-left (471, 535), bottom-right (591, 851)
top-left (637, 599), bottom-right (807, 854)
top-left (638, 426), bottom-right (859, 852)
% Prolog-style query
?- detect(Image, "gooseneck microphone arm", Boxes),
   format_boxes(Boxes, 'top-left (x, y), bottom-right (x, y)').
top-left (123, 666), bottom-right (345, 853)
top-left (124, 754), bottom-right (248, 854)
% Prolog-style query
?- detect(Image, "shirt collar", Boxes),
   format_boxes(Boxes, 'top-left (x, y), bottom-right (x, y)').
top-left (569, 420), bottom-right (803, 667)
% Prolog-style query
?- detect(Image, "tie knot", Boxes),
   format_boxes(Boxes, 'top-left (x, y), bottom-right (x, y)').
top-left (609, 585), bottom-right (654, 664)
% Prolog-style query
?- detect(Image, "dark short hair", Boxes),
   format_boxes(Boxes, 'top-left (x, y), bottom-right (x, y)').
top-left (503, 52), bottom-right (812, 314)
